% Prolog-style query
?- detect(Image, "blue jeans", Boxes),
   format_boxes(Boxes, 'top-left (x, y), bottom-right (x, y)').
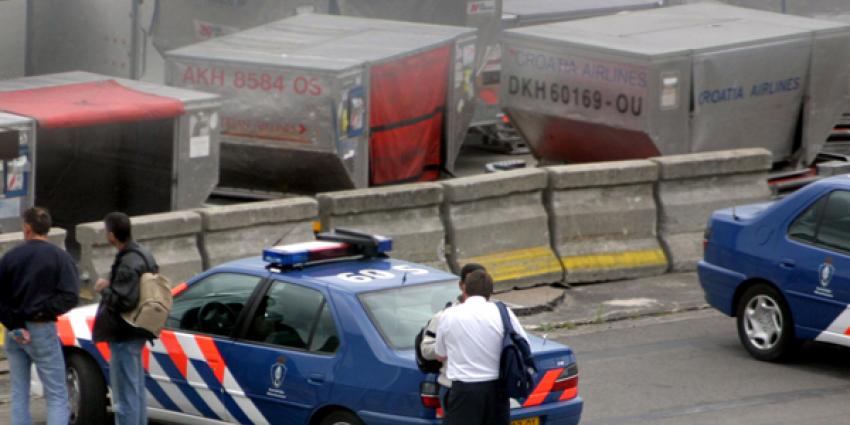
top-left (5, 321), bottom-right (70, 425)
top-left (108, 340), bottom-right (147, 425)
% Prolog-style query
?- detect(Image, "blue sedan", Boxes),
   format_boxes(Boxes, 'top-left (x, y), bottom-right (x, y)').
top-left (700, 175), bottom-right (850, 361)
top-left (58, 230), bottom-right (583, 425)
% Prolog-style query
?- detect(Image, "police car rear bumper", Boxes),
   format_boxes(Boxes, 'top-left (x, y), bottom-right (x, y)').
top-left (698, 260), bottom-right (746, 317)
top-left (358, 396), bottom-right (583, 425)
top-left (513, 396), bottom-right (583, 425)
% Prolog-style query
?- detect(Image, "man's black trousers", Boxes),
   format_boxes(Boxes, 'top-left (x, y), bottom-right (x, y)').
top-left (444, 380), bottom-right (510, 425)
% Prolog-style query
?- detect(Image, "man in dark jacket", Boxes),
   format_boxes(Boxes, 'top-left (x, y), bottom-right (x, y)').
top-left (0, 207), bottom-right (79, 425)
top-left (93, 212), bottom-right (157, 425)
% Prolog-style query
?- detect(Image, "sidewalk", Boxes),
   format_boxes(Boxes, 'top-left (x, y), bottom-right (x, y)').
top-left (493, 272), bottom-right (707, 331)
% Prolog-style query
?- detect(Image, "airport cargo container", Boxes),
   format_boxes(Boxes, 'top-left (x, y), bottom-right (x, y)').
top-left (166, 13), bottom-right (476, 193)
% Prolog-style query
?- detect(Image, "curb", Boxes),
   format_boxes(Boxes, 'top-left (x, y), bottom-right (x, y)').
top-left (492, 285), bottom-right (567, 316)
top-left (508, 290), bottom-right (567, 317)
top-left (526, 300), bottom-right (710, 332)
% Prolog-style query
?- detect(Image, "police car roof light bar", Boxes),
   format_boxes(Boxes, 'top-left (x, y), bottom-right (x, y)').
top-left (316, 228), bottom-right (393, 258)
top-left (262, 229), bottom-right (392, 270)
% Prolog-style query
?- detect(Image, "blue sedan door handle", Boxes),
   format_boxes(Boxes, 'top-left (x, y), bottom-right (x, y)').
top-left (779, 259), bottom-right (796, 269)
top-left (308, 373), bottom-right (325, 385)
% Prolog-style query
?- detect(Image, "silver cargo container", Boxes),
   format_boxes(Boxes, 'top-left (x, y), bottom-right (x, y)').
top-left (471, 0), bottom-right (662, 151)
top-left (0, 112), bottom-right (35, 232)
top-left (0, 0), bottom-right (26, 79)
top-left (26, 0), bottom-right (146, 79)
top-left (0, 71), bottom-right (221, 230)
top-left (672, 0), bottom-right (850, 20)
top-left (502, 0), bottom-right (662, 27)
top-left (150, 0), bottom-right (328, 56)
top-left (500, 3), bottom-right (850, 165)
top-left (332, 0), bottom-right (501, 69)
top-left (165, 13), bottom-right (477, 193)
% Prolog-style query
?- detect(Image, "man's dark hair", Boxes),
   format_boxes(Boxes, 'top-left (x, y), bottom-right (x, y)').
top-left (464, 269), bottom-right (494, 299)
top-left (23, 207), bottom-right (51, 236)
top-left (460, 263), bottom-right (486, 282)
top-left (104, 212), bottom-right (132, 243)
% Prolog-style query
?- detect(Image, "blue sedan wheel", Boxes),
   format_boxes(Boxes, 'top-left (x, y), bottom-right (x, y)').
top-left (736, 284), bottom-right (797, 362)
top-left (319, 411), bottom-right (365, 425)
top-left (743, 295), bottom-right (783, 350)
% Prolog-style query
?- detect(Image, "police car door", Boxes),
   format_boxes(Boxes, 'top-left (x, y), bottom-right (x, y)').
top-left (227, 279), bottom-right (340, 424)
top-left (154, 272), bottom-right (268, 423)
top-left (785, 190), bottom-right (850, 343)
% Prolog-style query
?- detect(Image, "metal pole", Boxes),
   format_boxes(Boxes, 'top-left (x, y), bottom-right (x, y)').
top-left (131, 0), bottom-right (141, 79)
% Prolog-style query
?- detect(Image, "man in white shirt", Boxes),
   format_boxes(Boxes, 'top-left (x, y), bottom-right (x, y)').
top-left (435, 270), bottom-right (529, 425)
top-left (420, 263), bottom-right (485, 389)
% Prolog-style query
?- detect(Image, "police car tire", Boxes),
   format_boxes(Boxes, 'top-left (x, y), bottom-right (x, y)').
top-left (319, 410), bottom-right (365, 425)
top-left (736, 284), bottom-right (797, 362)
top-left (66, 352), bottom-right (109, 425)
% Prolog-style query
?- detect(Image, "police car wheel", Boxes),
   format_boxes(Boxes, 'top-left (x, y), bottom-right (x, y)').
top-left (736, 284), bottom-right (796, 362)
top-left (319, 410), bottom-right (365, 425)
top-left (66, 352), bottom-right (109, 425)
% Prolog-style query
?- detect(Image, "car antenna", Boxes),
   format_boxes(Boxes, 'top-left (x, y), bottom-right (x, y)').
top-left (271, 225), bottom-right (298, 248)
top-left (732, 206), bottom-right (740, 221)
top-left (401, 272), bottom-right (408, 285)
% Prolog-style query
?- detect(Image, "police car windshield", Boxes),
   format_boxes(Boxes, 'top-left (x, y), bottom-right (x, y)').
top-left (359, 279), bottom-right (460, 350)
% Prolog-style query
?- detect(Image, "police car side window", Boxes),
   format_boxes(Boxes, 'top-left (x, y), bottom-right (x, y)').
top-left (789, 195), bottom-right (827, 243)
top-left (245, 280), bottom-right (338, 353)
top-left (167, 273), bottom-right (262, 337)
top-left (813, 191), bottom-right (850, 252)
top-left (309, 303), bottom-right (339, 354)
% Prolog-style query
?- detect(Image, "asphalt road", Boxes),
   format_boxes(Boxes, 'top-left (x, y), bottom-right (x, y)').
top-left (549, 309), bottom-right (850, 425)
top-left (4, 309), bottom-right (850, 424)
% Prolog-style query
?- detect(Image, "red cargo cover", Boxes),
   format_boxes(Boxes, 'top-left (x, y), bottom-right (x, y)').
top-left (0, 80), bottom-right (184, 128)
top-left (369, 45), bottom-right (451, 186)
top-left (535, 116), bottom-right (661, 162)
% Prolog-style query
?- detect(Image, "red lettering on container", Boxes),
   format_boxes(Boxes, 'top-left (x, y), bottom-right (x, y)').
top-left (182, 65), bottom-right (225, 87)
top-left (221, 117), bottom-right (310, 143)
top-left (188, 68), bottom-right (324, 96)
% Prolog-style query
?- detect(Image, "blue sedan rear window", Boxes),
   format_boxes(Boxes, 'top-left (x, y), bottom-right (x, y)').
top-left (359, 280), bottom-right (459, 349)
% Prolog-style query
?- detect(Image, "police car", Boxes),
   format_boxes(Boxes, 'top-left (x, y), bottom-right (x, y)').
top-left (58, 229), bottom-right (583, 425)
top-left (700, 175), bottom-right (850, 361)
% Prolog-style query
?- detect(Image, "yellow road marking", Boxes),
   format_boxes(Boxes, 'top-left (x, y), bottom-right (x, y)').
top-left (463, 246), bottom-right (562, 282)
top-left (461, 247), bottom-right (668, 282)
top-left (562, 249), bottom-right (668, 271)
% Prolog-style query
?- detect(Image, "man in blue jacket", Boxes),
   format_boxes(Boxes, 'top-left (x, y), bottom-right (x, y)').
top-left (0, 207), bottom-right (80, 425)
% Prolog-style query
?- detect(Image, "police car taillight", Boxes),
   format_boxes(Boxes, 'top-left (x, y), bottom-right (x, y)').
top-left (551, 362), bottom-right (579, 400)
top-left (420, 381), bottom-right (441, 409)
top-left (703, 226), bottom-right (712, 252)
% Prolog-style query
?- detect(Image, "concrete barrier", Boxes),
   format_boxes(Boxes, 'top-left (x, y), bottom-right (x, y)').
top-left (652, 148), bottom-right (772, 271)
top-left (441, 168), bottom-right (563, 290)
top-left (198, 198), bottom-right (317, 268)
top-left (77, 211), bottom-right (203, 286)
top-left (0, 228), bottom-right (66, 256)
top-left (546, 160), bottom-right (668, 283)
top-left (318, 183), bottom-right (446, 270)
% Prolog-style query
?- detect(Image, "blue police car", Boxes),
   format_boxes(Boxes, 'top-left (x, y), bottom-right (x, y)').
top-left (58, 229), bottom-right (583, 425)
top-left (700, 175), bottom-right (850, 361)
